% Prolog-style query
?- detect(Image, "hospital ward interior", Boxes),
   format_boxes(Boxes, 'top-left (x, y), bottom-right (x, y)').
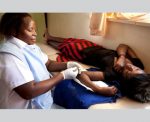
top-left (0, 13), bottom-right (150, 109)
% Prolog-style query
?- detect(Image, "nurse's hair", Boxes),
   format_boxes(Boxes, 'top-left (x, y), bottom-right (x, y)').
top-left (0, 13), bottom-right (31, 38)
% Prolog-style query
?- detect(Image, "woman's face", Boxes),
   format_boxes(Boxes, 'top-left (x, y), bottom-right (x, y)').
top-left (123, 63), bottom-right (145, 79)
top-left (17, 17), bottom-right (37, 45)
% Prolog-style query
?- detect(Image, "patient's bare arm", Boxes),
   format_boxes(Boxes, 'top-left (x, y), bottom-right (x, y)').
top-left (76, 71), bottom-right (118, 96)
top-left (114, 44), bottom-right (138, 73)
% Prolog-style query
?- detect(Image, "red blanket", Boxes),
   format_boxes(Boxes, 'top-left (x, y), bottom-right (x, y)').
top-left (56, 38), bottom-right (98, 62)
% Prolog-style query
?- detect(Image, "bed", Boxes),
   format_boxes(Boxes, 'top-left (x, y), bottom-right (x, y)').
top-left (37, 42), bottom-right (150, 109)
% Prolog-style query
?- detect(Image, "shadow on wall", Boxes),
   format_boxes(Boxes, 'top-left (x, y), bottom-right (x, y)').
top-left (0, 13), bottom-right (4, 41)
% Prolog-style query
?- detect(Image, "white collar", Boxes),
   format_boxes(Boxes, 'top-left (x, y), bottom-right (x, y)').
top-left (5, 36), bottom-right (28, 49)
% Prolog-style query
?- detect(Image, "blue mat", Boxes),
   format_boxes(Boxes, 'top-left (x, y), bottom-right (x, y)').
top-left (53, 68), bottom-right (122, 109)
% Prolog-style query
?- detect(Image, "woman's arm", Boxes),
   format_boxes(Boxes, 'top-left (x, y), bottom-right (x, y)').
top-left (46, 59), bottom-right (67, 72)
top-left (117, 44), bottom-right (138, 58)
top-left (114, 44), bottom-right (138, 72)
top-left (14, 73), bottom-right (64, 100)
top-left (46, 59), bottom-right (83, 72)
top-left (77, 71), bottom-right (104, 91)
top-left (77, 71), bottom-right (117, 96)
top-left (14, 66), bottom-right (79, 100)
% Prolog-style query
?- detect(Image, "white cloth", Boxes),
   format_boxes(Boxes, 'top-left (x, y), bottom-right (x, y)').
top-left (74, 78), bottom-right (108, 92)
top-left (0, 37), bottom-right (50, 109)
top-left (73, 67), bottom-right (108, 92)
top-left (51, 103), bottom-right (64, 109)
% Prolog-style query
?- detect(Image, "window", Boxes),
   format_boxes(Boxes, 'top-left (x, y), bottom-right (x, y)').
top-left (89, 12), bottom-right (150, 37)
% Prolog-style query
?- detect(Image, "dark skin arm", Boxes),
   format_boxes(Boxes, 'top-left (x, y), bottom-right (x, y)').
top-left (77, 71), bottom-right (117, 96)
top-left (116, 44), bottom-right (137, 58)
top-left (114, 44), bottom-right (138, 73)
top-left (14, 73), bottom-right (64, 100)
top-left (14, 59), bottom-right (67, 100)
top-left (46, 59), bottom-right (67, 72)
top-left (77, 71), bottom-right (105, 90)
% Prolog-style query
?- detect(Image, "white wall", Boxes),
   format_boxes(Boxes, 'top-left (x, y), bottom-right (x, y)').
top-left (47, 13), bottom-right (101, 42)
top-left (48, 13), bottom-right (150, 73)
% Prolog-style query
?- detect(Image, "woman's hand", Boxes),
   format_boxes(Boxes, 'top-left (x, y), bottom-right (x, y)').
top-left (67, 61), bottom-right (86, 74)
top-left (61, 67), bottom-right (79, 79)
top-left (114, 55), bottom-right (126, 73)
top-left (67, 61), bottom-right (82, 69)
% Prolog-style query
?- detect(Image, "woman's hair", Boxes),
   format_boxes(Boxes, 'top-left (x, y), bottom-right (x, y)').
top-left (124, 74), bottom-right (150, 103)
top-left (0, 13), bottom-right (31, 38)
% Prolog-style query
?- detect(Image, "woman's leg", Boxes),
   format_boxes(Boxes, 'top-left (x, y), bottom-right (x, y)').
top-left (43, 28), bottom-right (66, 43)
top-left (76, 71), bottom-right (118, 96)
top-left (46, 41), bottom-right (61, 49)
top-left (43, 28), bottom-right (68, 49)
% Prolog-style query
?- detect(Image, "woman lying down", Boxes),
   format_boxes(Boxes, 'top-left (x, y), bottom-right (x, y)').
top-left (44, 29), bottom-right (150, 103)
top-left (43, 30), bottom-right (118, 96)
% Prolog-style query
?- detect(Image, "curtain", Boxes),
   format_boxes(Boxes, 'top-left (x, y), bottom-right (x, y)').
top-left (113, 13), bottom-right (150, 22)
top-left (89, 13), bottom-right (107, 36)
top-left (89, 12), bottom-right (150, 37)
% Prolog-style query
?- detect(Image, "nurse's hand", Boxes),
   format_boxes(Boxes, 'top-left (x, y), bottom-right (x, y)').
top-left (61, 67), bottom-right (79, 80)
top-left (67, 61), bottom-right (83, 69)
top-left (67, 61), bottom-right (85, 74)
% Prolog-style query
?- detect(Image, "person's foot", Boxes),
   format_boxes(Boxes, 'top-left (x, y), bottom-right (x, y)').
top-left (96, 86), bottom-right (118, 96)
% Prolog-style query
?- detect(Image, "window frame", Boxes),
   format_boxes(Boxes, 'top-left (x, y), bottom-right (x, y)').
top-left (108, 18), bottom-right (150, 27)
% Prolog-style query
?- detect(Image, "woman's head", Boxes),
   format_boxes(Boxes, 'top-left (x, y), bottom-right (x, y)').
top-left (0, 13), bottom-right (37, 45)
top-left (124, 74), bottom-right (150, 103)
top-left (123, 63), bottom-right (145, 80)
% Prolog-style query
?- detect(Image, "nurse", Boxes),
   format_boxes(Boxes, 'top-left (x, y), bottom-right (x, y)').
top-left (0, 13), bottom-right (82, 109)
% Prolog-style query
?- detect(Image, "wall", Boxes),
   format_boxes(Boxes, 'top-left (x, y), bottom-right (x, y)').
top-left (48, 13), bottom-right (150, 73)
top-left (47, 13), bottom-right (101, 42)
top-left (30, 13), bottom-right (46, 42)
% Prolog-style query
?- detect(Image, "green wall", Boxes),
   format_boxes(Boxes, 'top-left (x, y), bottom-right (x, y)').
top-left (31, 13), bottom-right (46, 42)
